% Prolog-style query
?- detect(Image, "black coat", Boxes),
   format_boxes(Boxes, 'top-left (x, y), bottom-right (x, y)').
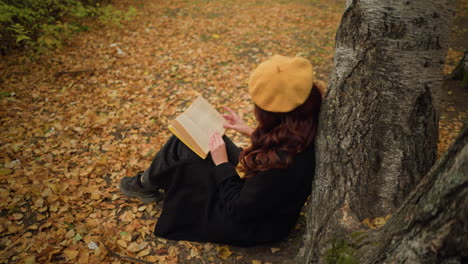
top-left (153, 145), bottom-right (316, 246)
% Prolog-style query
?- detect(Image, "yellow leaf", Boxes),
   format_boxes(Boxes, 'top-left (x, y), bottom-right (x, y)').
top-left (189, 247), bottom-right (199, 259)
top-left (0, 168), bottom-right (13, 175)
top-left (34, 198), bottom-right (44, 208)
top-left (13, 213), bottom-right (23, 220)
top-left (121, 233), bottom-right (132, 242)
top-left (362, 218), bottom-right (376, 229)
top-left (212, 34), bottom-right (220, 39)
top-left (385, 214), bottom-right (392, 220)
top-left (137, 248), bottom-right (151, 257)
top-left (90, 192), bottom-right (100, 200)
top-left (63, 249), bottom-right (79, 260)
top-left (46, 247), bottom-right (61, 261)
top-left (24, 256), bottom-right (36, 264)
top-left (252, 260), bottom-right (262, 264)
top-left (217, 245), bottom-right (232, 260)
top-left (45, 183), bottom-right (59, 193)
top-left (374, 217), bottom-right (386, 228)
top-left (77, 251), bottom-right (89, 264)
top-left (168, 246), bottom-right (179, 258)
top-left (157, 238), bottom-right (167, 243)
top-left (127, 242), bottom-right (148, 252)
top-left (271, 247), bottom-right (281, 253)
top-left (147, 255), bottom-right (166, 262)
top-left (117, 239), bottom-right (127, 248)
top-left (37, 213), bottom-right (46, 220)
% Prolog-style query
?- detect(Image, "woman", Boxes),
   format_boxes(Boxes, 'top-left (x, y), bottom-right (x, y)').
top-left (120, 55), bottom-right (324, 246)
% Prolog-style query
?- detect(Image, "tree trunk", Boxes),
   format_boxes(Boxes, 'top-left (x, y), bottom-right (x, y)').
top-left (302, 122), bottom-right (468, 263)
top-left (356, 121), bottom-right (468, 263)
top-left (299, 0), bottom-right (457, 262)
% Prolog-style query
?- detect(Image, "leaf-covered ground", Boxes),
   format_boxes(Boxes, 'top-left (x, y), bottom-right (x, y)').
top-left (0, 0), bottom-right (467, 263)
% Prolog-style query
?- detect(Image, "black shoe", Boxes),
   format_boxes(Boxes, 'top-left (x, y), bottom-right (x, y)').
top-left (119, 173), bottom-right (163, 204)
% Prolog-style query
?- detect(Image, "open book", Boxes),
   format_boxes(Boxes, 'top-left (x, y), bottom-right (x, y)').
top-left (168, 96), bottom-right (227, 159)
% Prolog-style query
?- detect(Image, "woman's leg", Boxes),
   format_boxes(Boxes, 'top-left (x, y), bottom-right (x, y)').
top-left (141, 135), bottom-right (242, 189)
top-left (120, 135), bottom-right (242, 203)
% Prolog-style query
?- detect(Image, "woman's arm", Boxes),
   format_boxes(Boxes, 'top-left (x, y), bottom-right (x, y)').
top-left (213, 163), bottom-right (286, 223)
top-left (209, 133), bottom-right (281, 222)
top-left (222, 107), bottom-right (254, 137)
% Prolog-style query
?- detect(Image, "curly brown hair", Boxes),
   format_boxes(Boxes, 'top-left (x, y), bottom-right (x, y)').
top-left (239, 83), bottom-right (323, 178)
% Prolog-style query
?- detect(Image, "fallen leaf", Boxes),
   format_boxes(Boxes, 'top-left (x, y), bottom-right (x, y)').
top-left (78, 251), bottom-right (90, 264)
top-left (127, 242), bottom-right (148, 252)
top-left (12, 213), bottom-right (23, 220)
top-left (217, 245), bottom-right (233, 260)
top-left (63, 249), bottom-right (79, 260)
top-left (0, 168), bottom-right (13, 175)
top-left (117, 239), bottom-right (128, 248)
top-left (168, 246), bottom-right (180, 258)
top-left (374, 217), bottom-right (386, 228)
top-left (24, 256), bottom-right (36, 264)
top-left (137, 248), bottom-right (151, 257)
top-left (362, 218), bottom-right (376, 229)
top-left (147, 255), bottom-right (166, 262)
top-left (90, 192), bottom-right (100, 200)
top-left (74, 233), bottom-right (83, 242)
top-left (271, 247), bottom-right (281, 253)
top-left (34, 198), bottom-right (44, 208)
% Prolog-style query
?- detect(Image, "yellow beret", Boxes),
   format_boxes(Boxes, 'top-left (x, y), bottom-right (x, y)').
top-left (248, 55), bottom-right (314, 112)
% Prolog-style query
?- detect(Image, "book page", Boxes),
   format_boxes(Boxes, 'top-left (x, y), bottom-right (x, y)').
top-left (168, 123), bottom-right (205, 158)
top-left (174, 96), bottom-right (226, 156)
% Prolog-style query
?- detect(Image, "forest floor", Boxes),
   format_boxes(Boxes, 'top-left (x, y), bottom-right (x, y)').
top-left (0, 0), bottom-right (467, 263)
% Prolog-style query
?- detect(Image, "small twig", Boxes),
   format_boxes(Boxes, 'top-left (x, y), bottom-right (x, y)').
top-left (103, 243), bottom-right (154, 264)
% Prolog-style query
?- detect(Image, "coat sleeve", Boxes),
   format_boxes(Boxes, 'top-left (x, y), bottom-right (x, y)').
top-left (213, 162), bottom-right (287, 223)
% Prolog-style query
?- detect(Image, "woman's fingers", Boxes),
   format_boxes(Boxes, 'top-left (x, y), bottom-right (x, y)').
top-left (222, 106), bottom-right (235, 115)
top-left (209, 134), bottom-right (215, 149)
top-left (210, 132), bottom-right (221, 147)
top-left (223, 107), bottom-right (239, 119)
top-left (222, 114), bottom-right (234, 122)
top-left (210, 132), bottom-right (227, 165)
top-left (214, 132), bottom-right (222, 144)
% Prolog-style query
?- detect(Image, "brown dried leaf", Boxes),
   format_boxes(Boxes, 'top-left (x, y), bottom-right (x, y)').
top-left (373, 217), bottom-right (386, 228)
top-left (0, 168), bottom-right (13, 175)
top-left (137, 248), bottom-right (151, 257)
top-left (63, 249), bottom-right (79, 260)
top-left (217, 245), bottom-right (233, 260)
top-left (116, 239), bottom-right (127, 248)
top-left (271, 247), bottom-right (281, 253)
top-left (127, 242), bottom-right (148, 253)
top-left (362, 218), bottom-right (376, 229)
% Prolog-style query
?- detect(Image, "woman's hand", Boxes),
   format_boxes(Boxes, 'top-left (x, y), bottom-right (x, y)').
top-left (209, 132), bottom-right (228, 166)
top-left (222, 107), bottom-right (254, 136)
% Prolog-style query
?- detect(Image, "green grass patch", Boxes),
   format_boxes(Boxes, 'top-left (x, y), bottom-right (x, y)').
top-left (0, 0), bottom-right (138, 54)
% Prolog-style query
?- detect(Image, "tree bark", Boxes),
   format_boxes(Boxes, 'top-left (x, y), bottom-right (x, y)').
top-left (357, 121), bottom-right (468, 263)
top-left (299, 0), bottom-right (457, 262)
